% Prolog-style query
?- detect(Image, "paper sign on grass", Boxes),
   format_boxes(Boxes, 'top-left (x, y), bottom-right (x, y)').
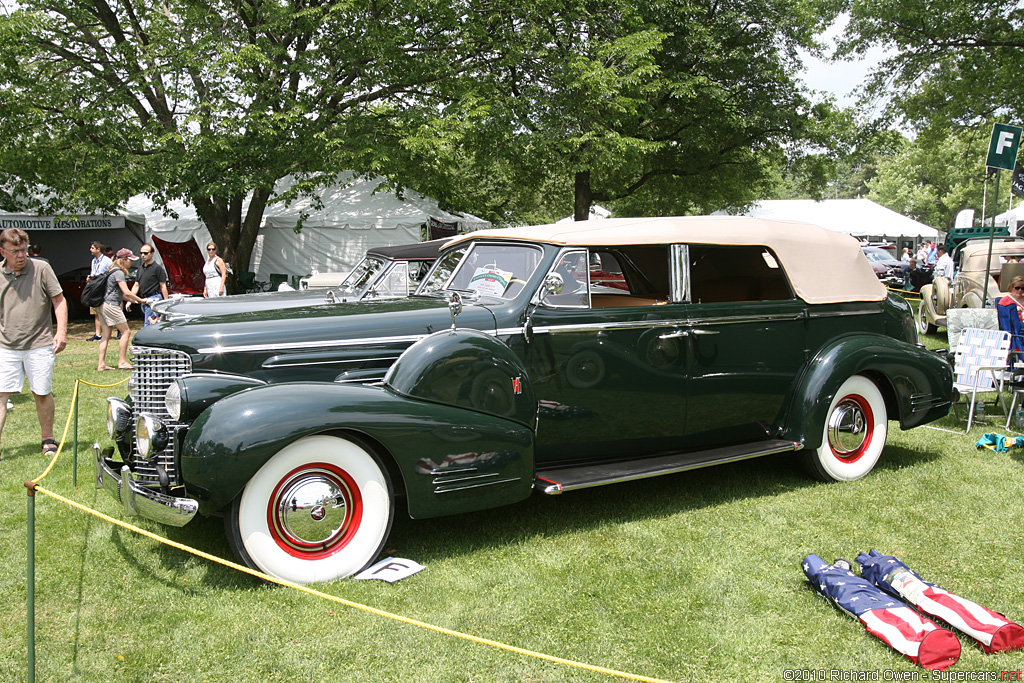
top-left (354, 557), bottom-right (425, 582)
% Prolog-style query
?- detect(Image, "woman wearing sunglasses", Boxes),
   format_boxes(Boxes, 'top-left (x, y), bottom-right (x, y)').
top-left (203, 242), bottom-right (228, 297)
top-left (997, 275), bottom-right (1024, 352)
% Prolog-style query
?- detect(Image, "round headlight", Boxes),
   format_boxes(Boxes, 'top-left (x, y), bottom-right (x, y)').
top-left (106, 398), bottom-right (132, 438)
top-left (135, 413), bottom-right (169, 460)
top-left (165, 381), bottom-right (182, 421)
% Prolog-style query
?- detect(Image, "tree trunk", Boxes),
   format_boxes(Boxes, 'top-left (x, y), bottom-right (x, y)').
top-left (574, 171), bottom-right (592, 221)
top-left (194, 187), bottom-right (272, 293)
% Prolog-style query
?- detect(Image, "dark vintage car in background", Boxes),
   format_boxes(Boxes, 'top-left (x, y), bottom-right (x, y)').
top-left (95, 217), bottom-right (953, 584)
top-left (861, 246), bottom-right (907, 289)
top-left (150, 238), bottom-right (448, 321)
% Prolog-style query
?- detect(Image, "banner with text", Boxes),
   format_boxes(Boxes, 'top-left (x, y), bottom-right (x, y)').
top-left (0, 215), bottom-right (125, 231)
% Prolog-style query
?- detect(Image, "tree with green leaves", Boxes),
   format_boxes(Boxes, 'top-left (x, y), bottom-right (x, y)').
top-left (0, 0), bottom-right (512, 277)
top-left (865, 127), bottom-right (1018, 229)
top-left (841, 0), bottom-right (1024, 132)
top-left (380, 0), bottom-right (850, 222)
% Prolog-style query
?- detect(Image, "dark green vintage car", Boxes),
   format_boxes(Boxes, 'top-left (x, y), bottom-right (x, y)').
top-left (95, 216), bottom-right (952, 583)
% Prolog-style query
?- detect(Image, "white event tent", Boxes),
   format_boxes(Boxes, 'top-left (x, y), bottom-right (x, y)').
top-left (123, 173), bottom-right (490, 281)
top-left (726, 198), bottom-right (940, 246)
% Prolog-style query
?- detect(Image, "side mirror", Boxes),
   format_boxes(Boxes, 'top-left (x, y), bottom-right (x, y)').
top-left (448, 291), bottom-right (463, 329)
top-left (543, 273), bottom-right (564, 296)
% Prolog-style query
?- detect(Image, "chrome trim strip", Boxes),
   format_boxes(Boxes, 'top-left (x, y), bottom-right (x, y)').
top-left (433, 476), bottom-right (520, 494)
top-left (533, 319), bottom-right (690, 335)
top-left (686, 313), bottom-right (806, 325)
top-left (261, 355), bottom-right (402, 369)
top-left (199, 333), bottom-right (429, 355)
top-left (807, 309), bottom-right (880, 319)
top-left (535, 441), bottom-right (803, 495)
top-left (432, 472), bottom-right (500, 485)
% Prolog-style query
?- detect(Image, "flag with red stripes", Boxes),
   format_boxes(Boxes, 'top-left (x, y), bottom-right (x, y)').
top-left (857, 550), bottom-right (1024, 654)
top-left (803, 554), bottom-right (961, 670)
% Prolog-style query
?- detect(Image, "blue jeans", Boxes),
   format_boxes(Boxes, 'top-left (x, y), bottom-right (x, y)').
top-left (141, 295), bottom-right (162, 325)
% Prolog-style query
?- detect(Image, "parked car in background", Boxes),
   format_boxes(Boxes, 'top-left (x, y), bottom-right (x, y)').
top-left (150, 238), bottom-right (449, 321)
top-left (305, 238), bottom-right (448, 293)
top-left (95, 217), bottom-right (952, 584)
top-left (861, 246), bottom-right (907, 288)
top-left (918, 237), bottom-right (1024, 334)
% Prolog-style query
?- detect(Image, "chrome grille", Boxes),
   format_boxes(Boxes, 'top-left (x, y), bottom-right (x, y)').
top-left (128, 346), bottom-right (192, 486)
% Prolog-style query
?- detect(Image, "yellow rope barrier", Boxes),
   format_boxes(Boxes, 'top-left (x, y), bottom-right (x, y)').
top-left (27, 380), bottom-right (678, 683)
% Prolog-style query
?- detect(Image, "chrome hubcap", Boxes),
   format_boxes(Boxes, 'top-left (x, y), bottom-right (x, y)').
top-left (827, 398), bottom-right (869, 457)
top-left (274, 470), bottom-right (353, 550)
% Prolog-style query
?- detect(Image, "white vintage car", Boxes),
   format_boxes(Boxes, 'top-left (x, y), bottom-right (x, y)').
top-left (918, 237), bottom-right (1024, 334)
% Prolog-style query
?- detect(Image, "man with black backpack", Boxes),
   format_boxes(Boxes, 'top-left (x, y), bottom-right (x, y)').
top-left (0, 228), bottom-right (67, 459)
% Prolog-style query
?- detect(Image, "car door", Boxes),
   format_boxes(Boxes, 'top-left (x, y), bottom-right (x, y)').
top-left (678, 244), bottom-right (809, 449)
top-left (518, 247), bottom-right (692, 464)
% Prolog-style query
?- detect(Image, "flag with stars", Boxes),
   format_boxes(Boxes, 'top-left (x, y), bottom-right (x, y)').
top-left (857, 549), bottom-right (1024, 654)
top-left (803, 554), bottom-right (960, 670)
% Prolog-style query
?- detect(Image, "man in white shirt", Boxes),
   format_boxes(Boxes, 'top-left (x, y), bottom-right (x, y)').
top-left (933, 245), bottom-right (955, 282)
top-left (87, 241), bottom-right (112, 341)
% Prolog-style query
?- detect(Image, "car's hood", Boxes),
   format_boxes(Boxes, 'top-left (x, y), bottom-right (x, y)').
top-left (153, 289), bottom-right (344, 320)
top-left (133, 295), bottom-right (502, 358)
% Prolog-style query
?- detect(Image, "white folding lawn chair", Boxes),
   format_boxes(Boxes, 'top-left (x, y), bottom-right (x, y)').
top-left (952, 327), bottom-right (1012, 432)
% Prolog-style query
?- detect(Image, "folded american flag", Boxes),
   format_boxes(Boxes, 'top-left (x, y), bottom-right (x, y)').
top-left (803, 554), bottom-right (961, 670)
top-left (857, 549), bottom-right (1024, 654)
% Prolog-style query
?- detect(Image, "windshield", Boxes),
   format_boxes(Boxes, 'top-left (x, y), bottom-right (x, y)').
top-left (336, 256), bottom-right (386, 297)
top-left (863, 248), bottom-right (896, 263)
top-left (417, 242), bottom-right (544, 299)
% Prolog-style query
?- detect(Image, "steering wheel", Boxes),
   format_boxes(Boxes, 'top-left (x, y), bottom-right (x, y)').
top-left (504, 278), bottom-right (527, 297)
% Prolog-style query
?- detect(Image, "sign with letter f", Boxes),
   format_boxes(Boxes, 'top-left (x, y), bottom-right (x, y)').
top-left (987, 123), bottom-right (1023, 172)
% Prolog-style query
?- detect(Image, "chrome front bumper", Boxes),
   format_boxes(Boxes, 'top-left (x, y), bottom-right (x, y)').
top-left (92, 444), bottom-right (198, 527)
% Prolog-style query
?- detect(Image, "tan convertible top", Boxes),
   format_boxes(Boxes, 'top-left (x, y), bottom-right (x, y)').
top-left (447, 216), bottom-right (885, 304)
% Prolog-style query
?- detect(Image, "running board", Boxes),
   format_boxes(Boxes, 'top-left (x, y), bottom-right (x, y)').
top-left (533, 439), bottom-right (803, 495)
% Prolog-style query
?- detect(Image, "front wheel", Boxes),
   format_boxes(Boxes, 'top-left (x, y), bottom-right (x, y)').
top-left (226, 434), bottom-right (393, 584)
top-left (917, 297), bottom-right (938, 335)
top-left (802, 375), bottom-right (888, 482)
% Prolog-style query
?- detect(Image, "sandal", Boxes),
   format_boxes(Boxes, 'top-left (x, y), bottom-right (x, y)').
top-left (41, 439), bottom-right (59, 456)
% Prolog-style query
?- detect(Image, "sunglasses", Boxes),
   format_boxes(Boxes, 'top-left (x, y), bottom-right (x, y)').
top-left (1014, 286), bottom-right (1024, 292)
top-left (207, 247), bottom-right (216, 251)
top-left (140, 250), bottom-right (152, 255)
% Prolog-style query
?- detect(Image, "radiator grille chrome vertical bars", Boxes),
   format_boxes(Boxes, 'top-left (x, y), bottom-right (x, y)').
top-left (128, 347), bottom-right (192, 486)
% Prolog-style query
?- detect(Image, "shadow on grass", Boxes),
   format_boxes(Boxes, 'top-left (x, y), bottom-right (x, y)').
top-left (82, 434), bottom-right (950, 591)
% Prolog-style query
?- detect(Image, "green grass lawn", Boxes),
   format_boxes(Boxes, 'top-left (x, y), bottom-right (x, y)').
top-left (2, 319), bottom-right (1023, 682)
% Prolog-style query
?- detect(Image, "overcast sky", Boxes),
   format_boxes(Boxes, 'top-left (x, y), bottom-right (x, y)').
top-left (799, 17), bottom-right (888, 111)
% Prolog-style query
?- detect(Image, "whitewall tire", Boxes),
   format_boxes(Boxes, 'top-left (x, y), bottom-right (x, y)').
top-left (228, 434), bottom-right (393, 584)
top-left (803, 375), bottom-right (888, 482)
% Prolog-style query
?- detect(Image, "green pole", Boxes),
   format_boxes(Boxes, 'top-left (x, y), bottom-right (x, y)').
top-left (73, 381), bottom-right (79, 488)
top-left (25, 481), bottom-right (36, 683)
top-left (983, 170), bottom-right (1001, 308)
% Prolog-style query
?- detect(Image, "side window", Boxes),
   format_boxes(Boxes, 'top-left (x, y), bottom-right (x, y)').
top-left (541, 246), bottom-right (674, 309)
top-left (542, 249), bottom-right (590, 308)
top-left (373, 262), bottom-right (409, 297)
top-left (688, 245), bottom-right (793, 303)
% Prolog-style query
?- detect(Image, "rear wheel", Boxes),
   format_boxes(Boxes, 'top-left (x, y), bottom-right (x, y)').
top-left (226, 434), bottom-right (393, 584)
top-left (802, 375), bottom-right (887, 482)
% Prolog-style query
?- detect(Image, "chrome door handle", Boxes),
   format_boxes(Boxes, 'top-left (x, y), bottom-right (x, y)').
top-left (691, 329), bottom-right (719, 336)
top-left (659, 329), bottom-right (689, 339)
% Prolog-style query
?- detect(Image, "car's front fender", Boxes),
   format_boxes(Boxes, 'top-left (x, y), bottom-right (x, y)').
top-left (780, 334), bottom-right (952, 448)
top-left (179, 382), bottom-right (535, 519)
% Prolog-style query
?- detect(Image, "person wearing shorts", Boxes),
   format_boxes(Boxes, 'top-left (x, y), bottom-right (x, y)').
top-left (0, 227), bottom-right (68, 458)
top-left (97, 248), bottom-right (146, 371)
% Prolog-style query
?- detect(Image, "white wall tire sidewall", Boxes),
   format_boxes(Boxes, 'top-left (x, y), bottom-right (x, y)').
top-left (237, 435), bottom-right (391, 583)
top-left (815, 376), bottom-right (887, 482)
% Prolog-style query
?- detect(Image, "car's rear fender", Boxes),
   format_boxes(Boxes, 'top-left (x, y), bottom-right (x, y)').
top-left (179, 382), bottom-right (535, 519)
top-left (779, 334), bottom-right (953, 448)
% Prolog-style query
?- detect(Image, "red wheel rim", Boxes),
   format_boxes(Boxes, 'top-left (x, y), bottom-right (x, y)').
top-left (827, 394), bottom-right (873, 463)
top-left (266, 462), bottom-right (364, 560)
